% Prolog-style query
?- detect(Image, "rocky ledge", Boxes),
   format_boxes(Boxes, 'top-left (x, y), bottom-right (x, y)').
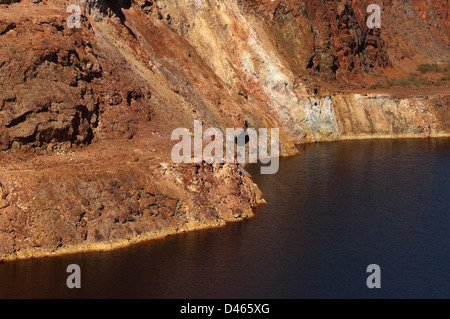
top-left (0, 0), bottom-right (449, 261)
top-left (0, 143), bottom-right (264, 261)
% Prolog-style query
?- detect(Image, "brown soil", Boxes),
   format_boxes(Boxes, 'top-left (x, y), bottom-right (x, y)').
top-left (0, 0), bottom-right (448, 261)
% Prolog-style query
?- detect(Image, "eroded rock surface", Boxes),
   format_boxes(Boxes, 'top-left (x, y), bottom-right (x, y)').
top-left (0, 154), bottom-right (263, 260)
top-left (0, 0), bottom-right (449, 261)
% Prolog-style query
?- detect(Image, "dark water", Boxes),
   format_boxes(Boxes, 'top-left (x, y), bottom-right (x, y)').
top-left (1, 138), bottom-right (449, 299)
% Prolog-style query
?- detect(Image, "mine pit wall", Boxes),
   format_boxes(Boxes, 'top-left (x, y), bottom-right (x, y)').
top-left (2, 92), bottom-right (448, 262)
top-left (333, 94), bottom-right (450, 140)
top-left (1, 0), bottom-right (449, 262)
top-left (287, 94), bottom-right (450, 143)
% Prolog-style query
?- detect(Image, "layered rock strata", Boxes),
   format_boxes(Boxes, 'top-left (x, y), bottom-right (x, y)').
top-left (0, 0), bottom-right (448, 261)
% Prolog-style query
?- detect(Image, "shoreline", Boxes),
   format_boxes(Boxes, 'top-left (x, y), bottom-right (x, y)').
top-left (0, 213), bottom-right (257, 263)
top-left (2, 134), bottom-right (449, 263)
top-left (294, 132), bottom-right (450, 146)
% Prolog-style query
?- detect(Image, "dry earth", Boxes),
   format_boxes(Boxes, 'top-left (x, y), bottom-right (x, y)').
top-left (0, 0), bottom-right (449, 261)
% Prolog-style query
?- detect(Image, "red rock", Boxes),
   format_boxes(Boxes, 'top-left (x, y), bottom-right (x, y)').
top-left (0, 0), bottom-right (448, 261)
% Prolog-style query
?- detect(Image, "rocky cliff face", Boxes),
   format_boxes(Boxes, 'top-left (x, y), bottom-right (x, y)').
top-left (0, 0), bottom-right (449, 261)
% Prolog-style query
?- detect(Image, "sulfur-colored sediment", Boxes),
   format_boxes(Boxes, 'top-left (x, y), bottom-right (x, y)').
top-left (0, 0), bottom-right (448, 261)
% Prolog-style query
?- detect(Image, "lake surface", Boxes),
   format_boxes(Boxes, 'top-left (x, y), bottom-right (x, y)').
top-left (1, 138), bottom-right (449, 298)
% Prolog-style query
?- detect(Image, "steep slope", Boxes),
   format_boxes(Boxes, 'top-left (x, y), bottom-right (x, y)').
top-left (0, 0), bottom-right (449, 261)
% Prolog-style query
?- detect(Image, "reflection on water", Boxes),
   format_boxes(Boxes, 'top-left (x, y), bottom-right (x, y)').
top-left (1, 138), bottom-right (449, 298)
